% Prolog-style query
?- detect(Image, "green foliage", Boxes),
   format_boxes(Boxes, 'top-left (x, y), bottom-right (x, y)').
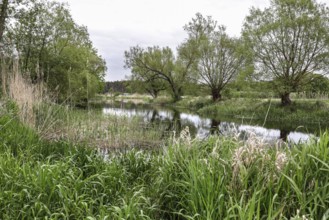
top-left (302, 74), bottom-right (329, 98)
top-left (1, 111), bottom-right (329, 219)
top-left (125, 45), bottom-right (192, 102)
top-left (243, 0), bottom-right (329, 105)
top-left (4, 0), bottom-right (106, 103)
top-left (198, 98), bottom-right (329, 132)
top-left (184, 13), bottom-right (246, 102)
top-left (104, 81), bottom-right (128, 94)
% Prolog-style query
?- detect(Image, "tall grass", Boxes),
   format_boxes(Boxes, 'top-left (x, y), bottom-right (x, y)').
top-left (35, 106), bottom-right (167, 149)
top-left (1, 112), bottom-right (329, 219)
top-left (2, 60), bottom-right (166, 148)
top-left (2, 63), bottom-right (329, 218)
top-left (3, 58), bottom-right (60, 138)
top-left (7, 61), bottom-right (42, 126)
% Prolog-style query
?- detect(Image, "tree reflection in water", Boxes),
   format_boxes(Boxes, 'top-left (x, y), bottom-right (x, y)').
top-left (210, 119), bottom-right (221, 135)
top-left (280, 129), bottom-right (290, 142)
top-left (102, 102), bottom-right (313, 144)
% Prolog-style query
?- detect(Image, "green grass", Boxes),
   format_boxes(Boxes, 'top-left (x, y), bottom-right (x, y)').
top-left (108, 94), bottom-right (329, 133)
top-left (198, 98), bottom-right (329, 132)
top-left (1, 101), bottom-right (329, 219)
top-left (31, 101), bottom-right (167, 149)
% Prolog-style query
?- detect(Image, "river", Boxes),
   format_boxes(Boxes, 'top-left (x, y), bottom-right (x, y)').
top-left (101, 101), bottom-right (315, 144)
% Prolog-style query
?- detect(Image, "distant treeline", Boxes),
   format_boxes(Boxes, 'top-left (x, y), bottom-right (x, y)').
top-left (104, 76), bottom-right (329, 99)
top-left (104, 81), bottom-right (129, 94)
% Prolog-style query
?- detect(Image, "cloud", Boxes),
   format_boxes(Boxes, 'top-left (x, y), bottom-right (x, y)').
top-left (59, 0), bottom-right (329, 81)
top-left (89, 28), bottom-right (187, 81)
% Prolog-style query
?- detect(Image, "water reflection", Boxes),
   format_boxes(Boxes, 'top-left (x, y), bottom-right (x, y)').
top-left (102, 102), bottom-right (314, 144)
top-left (210, 119), bottom-right (221, 135)
top-left (280, 129), bottom-right (289, 142)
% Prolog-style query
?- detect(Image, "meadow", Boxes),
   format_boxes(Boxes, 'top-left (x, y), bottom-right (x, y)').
top-left (2, 0), bottom-right (329, 218)
top-left (1, 99), bottom-right (329, 219)
top-left (0, 70), bottom-right (328, 219)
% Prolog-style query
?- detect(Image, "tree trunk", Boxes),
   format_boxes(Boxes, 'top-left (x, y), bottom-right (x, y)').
top-left (172, 94), bottom-right (181, 102)
top-left (0, 0), bottom-right (9, 44)
top-left (152, 91), bottom-right (158, 99)
top-left (0, 0), bottom-right (9, 97)
top-left (210, 119), bottom-right (221, 135)
top-left (212, 89), bottom-right (222, 102)
top-left (280, 129), bottom-right (289, 142)
top-left (171, 86), bottom-right (182, 102)
top-left (1, 56), bottom-right (7, 96)
top-left (280, 92), bottom-right (292, 106)
top-left (146, 88), bottom-right (157, 99)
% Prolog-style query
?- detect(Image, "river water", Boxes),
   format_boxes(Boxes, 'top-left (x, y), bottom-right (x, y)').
top-left (102, 101), bottom-right (315, 144)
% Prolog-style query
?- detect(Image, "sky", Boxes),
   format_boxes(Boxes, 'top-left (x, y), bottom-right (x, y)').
top-left (57, 0), bottom-right (329, 82)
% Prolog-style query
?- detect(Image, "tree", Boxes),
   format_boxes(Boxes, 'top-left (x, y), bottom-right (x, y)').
top-left (129, 75), bottom-right (167, 98)
top-left (124, 45), bottom-right (195, 102)
top-left (4, 0), bottom-right (106, 103)
top-left (48, 43), bottom-right (106, 103)
top-left (184, 13), bottom-right (245, 101)
top-left (0, 0), bottom-right (9, 44)
top-left (243, 0), bottom-right (329, 106)
top-left (302, 74), bottom-right (329, 98)
top-left (1, 0), bottom-right (24, 96)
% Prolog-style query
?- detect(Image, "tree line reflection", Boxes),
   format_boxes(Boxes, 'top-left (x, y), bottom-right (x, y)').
top-left (103, 102), bottom-right (309, 143)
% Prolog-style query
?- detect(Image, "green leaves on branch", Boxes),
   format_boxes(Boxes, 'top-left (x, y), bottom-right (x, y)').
top-left (184, 13), bottom-right (246, 102)
top-left (125, 0), bottom-right (329, 105)
top-left (243, 0), bottom-right (329, 105)
top-left (3, 0), bottom-right (106, 103)
top-left (124, 45), bottom-right (192, 102)
top-left (124, 13), bottom-right (246, 102)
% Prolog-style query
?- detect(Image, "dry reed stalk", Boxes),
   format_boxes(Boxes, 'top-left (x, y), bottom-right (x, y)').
top-left (172, 126), bottom-right (193, 148)
top-left (1, 55), bottom-right (7, 97)
top-left (7, 58), bottom-right (43, 127)
top-left (232, 132), bottom-right (288, 180)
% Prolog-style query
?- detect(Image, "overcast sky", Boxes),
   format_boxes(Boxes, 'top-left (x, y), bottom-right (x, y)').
top-left (57, 0), bottom-right (329, 82)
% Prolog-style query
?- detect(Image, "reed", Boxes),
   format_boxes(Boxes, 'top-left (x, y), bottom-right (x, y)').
top-left (3, 62), bottom-right (166, 148)
top-left (1, 104), bottom-right (329, 219)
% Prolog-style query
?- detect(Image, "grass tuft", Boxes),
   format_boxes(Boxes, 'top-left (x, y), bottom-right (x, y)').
top-left (1, 109), bottom-right (329, 219)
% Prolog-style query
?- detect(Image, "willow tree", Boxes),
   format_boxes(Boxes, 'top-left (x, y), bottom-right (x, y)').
top-left (184, 13), bottom-right (245, 101)
top-left (124, 45), bottom-right (196, 102)
top-left (128, 74), bottom-right (167, 99)
top-left (243, 0), bottom-right (329, 106)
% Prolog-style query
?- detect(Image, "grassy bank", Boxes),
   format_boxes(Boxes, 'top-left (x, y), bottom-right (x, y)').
top-left (40, 105), bottom-right (167, 149)
top-left (103, 94), bottom-right (329, 124)
top-left (2, 99), bottom-right (167, 149)
top-left (197, 98), bottom-right (329, 131)
top-left (103, 94), bottom-right (329, 133)
top-left (1, 105), bottom-right (329, 219)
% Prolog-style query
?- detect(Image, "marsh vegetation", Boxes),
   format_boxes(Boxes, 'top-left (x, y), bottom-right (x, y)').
top-left (1, 0), bottom-right (329, 219)
top-left (2, 103), bottom-right (329, 219)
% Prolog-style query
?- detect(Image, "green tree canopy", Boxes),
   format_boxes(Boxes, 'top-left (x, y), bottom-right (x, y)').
top-left (3, 0), bottom-right (106, 103)
top-left (124, 45), bottom-right (196, 102)
top-left (184, 13), bottom-right (245, 101)
top-left (243, 0), bottom-right (329, 105)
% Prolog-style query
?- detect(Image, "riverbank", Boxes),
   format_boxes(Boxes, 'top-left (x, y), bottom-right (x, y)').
top-left (100, 94), bottom-right (329, 133)
top-left (197, 98), bottom-right (329, 131)
top-left (1, 101), bottom-right (329, 219)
